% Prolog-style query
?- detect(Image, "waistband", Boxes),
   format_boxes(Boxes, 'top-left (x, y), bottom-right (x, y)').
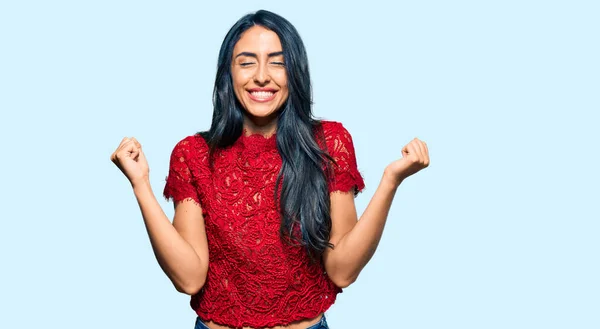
top-left (194, 315), bottom-right (329, 329)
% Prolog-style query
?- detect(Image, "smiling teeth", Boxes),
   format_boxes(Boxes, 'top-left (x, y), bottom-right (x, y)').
top-left (251, 91), bottom-right (274, 99)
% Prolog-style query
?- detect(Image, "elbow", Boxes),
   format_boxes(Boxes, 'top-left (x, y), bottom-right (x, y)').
top-left (177, 284), bottom-right (202, 296)
top-left (175, 277), bottom-right (206, 295)
top-left (325, 260), bottom-right (361, 288)
top-left (330, 273), bottom-right (358, 289)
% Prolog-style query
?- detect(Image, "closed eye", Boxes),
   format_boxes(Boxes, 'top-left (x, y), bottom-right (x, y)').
top-left (270, 62), bottom-right (285, 66)
top-left (240, 62), bottom-right (256, 67)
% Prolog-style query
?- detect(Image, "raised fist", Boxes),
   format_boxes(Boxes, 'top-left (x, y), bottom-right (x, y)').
top-left (110, 137), bottom-right (149, 186)
top-left (385, 138), bottom-right (430, 186)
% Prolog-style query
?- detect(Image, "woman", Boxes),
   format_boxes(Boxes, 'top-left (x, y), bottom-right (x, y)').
top-left (110, 10), bottom-right (429, 329)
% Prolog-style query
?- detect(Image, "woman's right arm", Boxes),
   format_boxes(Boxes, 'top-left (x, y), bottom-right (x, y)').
top-left (133, 181), bottom-right (208, 295)
top-left (111, 137), bottom-right (208, 295)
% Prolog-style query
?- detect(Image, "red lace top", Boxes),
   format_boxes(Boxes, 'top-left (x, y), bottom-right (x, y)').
top-left (163, 120), bottom-right (365, 328)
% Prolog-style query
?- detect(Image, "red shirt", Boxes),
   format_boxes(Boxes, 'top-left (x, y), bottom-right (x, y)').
top-left (163, 120), bottom-right (365, 328)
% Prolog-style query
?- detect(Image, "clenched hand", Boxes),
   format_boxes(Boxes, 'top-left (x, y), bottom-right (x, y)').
top-left (110, 137), bottom-right (150, 187)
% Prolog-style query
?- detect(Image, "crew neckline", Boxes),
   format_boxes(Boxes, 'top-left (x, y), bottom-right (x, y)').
top-left (241, 128), bottom-right (277, 139)
top-left (239, 128), bottom-right (277, 150)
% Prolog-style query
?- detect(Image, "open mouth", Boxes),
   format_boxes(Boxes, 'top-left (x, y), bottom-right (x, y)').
top-left (247, 89), bottom-right (277, 102)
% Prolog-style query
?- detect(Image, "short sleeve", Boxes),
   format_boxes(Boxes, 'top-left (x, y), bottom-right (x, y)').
top-left (324, 121), bottom-right (365, 195)
top-left (163, 136), bottom-right (201, 204)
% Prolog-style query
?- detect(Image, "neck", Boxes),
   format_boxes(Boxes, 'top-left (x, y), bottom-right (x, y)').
top-left (243, 114), bottom-right (277, 137)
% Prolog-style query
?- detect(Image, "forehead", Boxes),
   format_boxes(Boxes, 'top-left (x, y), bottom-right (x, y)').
top-left (233, 25), bottom-right (282, 54)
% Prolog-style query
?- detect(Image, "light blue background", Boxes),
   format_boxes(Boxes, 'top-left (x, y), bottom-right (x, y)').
top-left (1, 1), bottom-right (598, 328)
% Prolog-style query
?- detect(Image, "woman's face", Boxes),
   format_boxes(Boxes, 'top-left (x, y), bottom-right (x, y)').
top-left (231, 26), bottom-right (289, 124)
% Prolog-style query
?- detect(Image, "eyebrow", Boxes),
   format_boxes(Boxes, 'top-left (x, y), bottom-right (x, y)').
top-left (234, 51), bottom-right (284, 59)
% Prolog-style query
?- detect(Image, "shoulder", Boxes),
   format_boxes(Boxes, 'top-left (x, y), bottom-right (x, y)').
top-left (168, 134), bottom-right (211, 172)
top-left (318, 120), bottom-right (356, 152)
top-left (319, 120), bottom-right (346, 136)
top-left (319, 120), bottom-right (365, 194)
top-left (171, 134), bottom-right (209, 157)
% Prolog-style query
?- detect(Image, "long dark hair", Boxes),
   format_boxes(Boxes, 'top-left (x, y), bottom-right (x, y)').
top-left (201, 10), bottom-right (334, 261)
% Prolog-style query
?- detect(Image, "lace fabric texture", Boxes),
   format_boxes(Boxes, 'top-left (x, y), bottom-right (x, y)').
top-left (163, 121), bottom-right (365, 328)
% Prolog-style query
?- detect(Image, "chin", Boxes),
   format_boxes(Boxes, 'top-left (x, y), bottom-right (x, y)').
top-left (243, 102), bottom-right (282, 119)
top-left (245, 108), bottom-right (279, 119)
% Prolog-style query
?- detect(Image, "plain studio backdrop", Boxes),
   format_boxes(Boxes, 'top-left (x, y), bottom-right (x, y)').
top-left (0, 1), bottom-right (598, 328)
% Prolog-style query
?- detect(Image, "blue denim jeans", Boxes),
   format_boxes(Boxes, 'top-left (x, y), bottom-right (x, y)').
top-left (194, 315), bottom-right (329, 329)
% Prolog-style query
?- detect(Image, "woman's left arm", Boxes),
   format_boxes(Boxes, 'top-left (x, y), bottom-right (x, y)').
top-left (323, 138), bottom-right (430, 288)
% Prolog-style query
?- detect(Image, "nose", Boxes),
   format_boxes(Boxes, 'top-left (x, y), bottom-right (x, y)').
top-left (253, 62), bottom-right (271, 85)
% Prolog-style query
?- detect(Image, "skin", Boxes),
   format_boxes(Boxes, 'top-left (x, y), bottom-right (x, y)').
top-left (110, 25), bottom-right (430, 329)
top-left (231, 26), bottom-right (289, 137)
